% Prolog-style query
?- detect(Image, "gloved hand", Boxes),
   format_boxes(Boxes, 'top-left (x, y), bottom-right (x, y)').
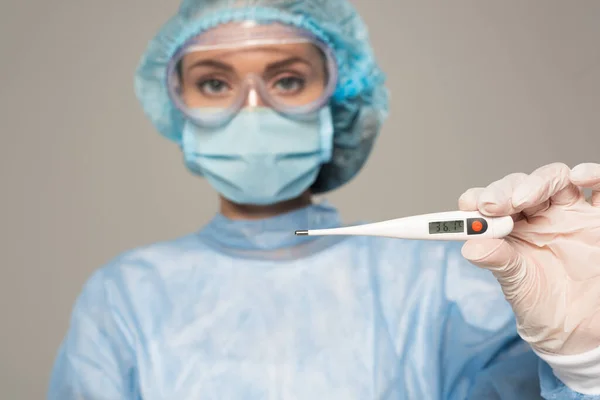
top-left (458, 162), bottom-right (600, 357)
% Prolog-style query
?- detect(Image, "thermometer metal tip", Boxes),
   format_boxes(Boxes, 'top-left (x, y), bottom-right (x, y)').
top-left (295, 230), bottom-right (309, 236)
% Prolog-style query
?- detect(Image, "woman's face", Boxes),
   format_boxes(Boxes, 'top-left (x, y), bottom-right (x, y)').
top-left (179, 41), bottom-right (328, 109)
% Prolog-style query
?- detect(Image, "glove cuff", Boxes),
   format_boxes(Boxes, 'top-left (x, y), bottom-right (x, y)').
top-left (534, 345), bottom-right (600, 395)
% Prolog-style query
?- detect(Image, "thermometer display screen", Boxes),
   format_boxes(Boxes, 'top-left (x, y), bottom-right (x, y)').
top-left (429, 220), bottom-right (464, 234)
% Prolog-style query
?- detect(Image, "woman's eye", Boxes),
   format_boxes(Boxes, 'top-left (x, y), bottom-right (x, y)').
top-left (273, 76), bottom-right (305, 94)
top-left (197, 79), bottom-right (230, 95)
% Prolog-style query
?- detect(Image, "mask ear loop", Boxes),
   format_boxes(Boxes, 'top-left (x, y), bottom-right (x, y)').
top-left (318, 107), bottom-right (335, 164)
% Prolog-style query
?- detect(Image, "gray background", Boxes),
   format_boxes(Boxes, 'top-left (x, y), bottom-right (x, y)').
top-left (1, 1), bottom-right (599, 398)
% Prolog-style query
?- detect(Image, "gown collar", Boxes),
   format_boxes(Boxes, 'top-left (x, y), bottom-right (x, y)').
top-left (199, 201), bottom-right (343, 252)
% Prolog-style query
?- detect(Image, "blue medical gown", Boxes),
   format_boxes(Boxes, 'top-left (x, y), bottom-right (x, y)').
top-left (48, 203), bottom-right (594, 399)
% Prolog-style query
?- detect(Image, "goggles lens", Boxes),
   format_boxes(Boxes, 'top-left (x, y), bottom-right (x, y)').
top-left (167, 23), bottom-right (338, 127)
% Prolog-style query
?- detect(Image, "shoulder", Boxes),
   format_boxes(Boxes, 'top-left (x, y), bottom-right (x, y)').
top-left (66, 233), bottom-right (212, 338)
top-left (365, 237), bottom-right (514, 331)
top-left (77, 233), bottom-right (209, 306)
top-left (104, 232), bottom-right (207, 276)
top-left (365, 236), bottom-right (503, 286)
top-left (363, 236), bottom-right (463, 276)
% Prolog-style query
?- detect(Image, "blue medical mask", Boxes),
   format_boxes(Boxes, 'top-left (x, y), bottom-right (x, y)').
top-left (182, 107), bottom-right (334, 205)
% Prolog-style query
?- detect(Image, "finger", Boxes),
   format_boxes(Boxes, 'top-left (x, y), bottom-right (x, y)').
top-left (511, 163), bottom-right (572, 210)
top-left (462, 239), bottom-right (528, 299)
top-left (571, 163), bottom-right (600, 185)
top-left (550, 183), bottom-right (583, 206)
top-left (458, 188), bottom-right (484, 211)
top-left (571, 163), bottom-right (600, 207)
top-left (521, 199), bottom-right (550, 217)
top-left (476, 173), bottom-right (529, 216)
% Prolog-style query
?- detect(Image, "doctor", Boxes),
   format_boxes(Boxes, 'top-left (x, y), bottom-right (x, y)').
top-left (48, 0), bottom-right (600, 398)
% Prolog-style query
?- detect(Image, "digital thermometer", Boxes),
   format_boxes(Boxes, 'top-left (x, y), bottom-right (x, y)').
top-left (295, 211), bottom-right (513, 241)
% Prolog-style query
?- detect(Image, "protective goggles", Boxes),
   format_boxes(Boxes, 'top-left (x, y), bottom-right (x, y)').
top-left (166, 22), bottom-right (339, 128)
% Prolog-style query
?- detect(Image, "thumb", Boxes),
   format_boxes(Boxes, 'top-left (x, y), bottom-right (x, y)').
top-left (462, 239), bottom-right (527, 295)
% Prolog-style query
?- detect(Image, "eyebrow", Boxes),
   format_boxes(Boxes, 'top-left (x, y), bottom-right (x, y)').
top-left (186, 59), bottom-right (234, 73)
top-left (265, 57), bottom-right (312, 73)
top-left (186, 56), bottom-right (312, 74)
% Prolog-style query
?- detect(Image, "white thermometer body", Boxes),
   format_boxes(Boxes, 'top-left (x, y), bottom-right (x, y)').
top-left (295, 211), bottom-right (514, 241)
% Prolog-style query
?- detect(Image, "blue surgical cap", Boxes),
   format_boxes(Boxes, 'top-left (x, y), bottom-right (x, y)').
top-left (135, 0), bottom-right (389, 193)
